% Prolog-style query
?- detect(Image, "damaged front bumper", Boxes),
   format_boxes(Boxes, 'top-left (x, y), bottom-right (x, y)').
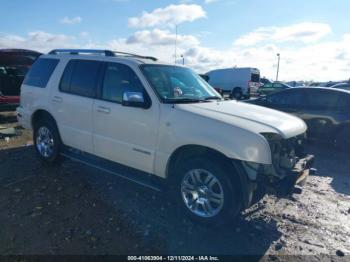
top-left (271, 154), bottom-right (316, 197)
top-left (240, 154), bottom-right (316, 208)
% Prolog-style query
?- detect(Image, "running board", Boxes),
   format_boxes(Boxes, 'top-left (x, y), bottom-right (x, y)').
top-left (60, 146), bottom-right (164, 192)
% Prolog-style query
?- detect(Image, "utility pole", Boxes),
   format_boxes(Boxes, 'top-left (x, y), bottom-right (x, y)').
top-left (181, 54), bottom-right (184, 65)
top-left (174, 25), bottom-right (177, 64)
top-left (276, 53), bottom-right (280, 82)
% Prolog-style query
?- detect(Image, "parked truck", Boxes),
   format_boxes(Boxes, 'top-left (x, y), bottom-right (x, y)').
top-left (206, 67), bottom-right (261, 99)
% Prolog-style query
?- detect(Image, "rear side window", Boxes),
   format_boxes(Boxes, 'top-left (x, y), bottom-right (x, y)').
top-left (23, 58), bottom-right (59, 88)
top-left (59, 60), bottom-right (101, 98)
top-left (273, 83), bottom-right (284, 88)
top-left (262, 83), bottom-right (272, 88)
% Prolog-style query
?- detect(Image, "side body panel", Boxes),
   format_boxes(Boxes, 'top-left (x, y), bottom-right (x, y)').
top-left (48, 58), bottom-right (95, 154)
top-left (92, 61), bottom-right (160, 174)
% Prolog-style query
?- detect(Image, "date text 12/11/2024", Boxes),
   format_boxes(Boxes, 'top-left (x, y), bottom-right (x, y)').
top-left (127, 256), bottom-right (220, 261)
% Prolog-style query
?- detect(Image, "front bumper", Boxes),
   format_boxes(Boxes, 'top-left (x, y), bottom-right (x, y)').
top-left (16, 106), bottom-right (32, 130)
top-left (248, 154), bottom-right (316, 206)
top-left (267, 154), bottom-right (316, 197)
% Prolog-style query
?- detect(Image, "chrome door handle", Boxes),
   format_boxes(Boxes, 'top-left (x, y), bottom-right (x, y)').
top-left (52, 96), bottom-right (63, 103)
top-left (97, 106), bottom-right (111, 114)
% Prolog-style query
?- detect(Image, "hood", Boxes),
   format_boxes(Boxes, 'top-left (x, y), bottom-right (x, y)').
top-left (176, 100), bottom-right (307, 139)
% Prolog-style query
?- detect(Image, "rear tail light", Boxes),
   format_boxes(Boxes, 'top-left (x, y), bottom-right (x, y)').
top-left (248, 81), bottom-right (261, 88)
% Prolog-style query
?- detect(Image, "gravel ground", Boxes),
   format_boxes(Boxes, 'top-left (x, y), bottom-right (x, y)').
top-left (0, 111), bottom-right (349, 260)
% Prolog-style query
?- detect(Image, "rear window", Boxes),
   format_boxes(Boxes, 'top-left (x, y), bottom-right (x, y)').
top-left (59, 60), bottom-right (101, 98)
top-left (23, 58), bottom-right (59, 88)
top-left (251, 73), bottom-right (260, 82)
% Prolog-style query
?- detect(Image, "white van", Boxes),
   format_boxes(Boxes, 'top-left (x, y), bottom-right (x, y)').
top-left (206, 67), bottom-right (260, 99)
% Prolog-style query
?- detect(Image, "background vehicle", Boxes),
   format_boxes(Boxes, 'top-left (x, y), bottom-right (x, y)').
top-left (18, 49), bottom-right (314, 226)
top-left (246, 87), bottom-right (350, 149)
top-left (198, 74), bottom-right (209, 82)
top-left (330, 82), bottom-right (350, 91)
top-left (260, 77), bottom-right (272, 86)
top-left (324, 81), bottom-right (344, 87)
top-left (258, 82), bottom-right (292, 96)
top-left (206, 67), bottom-right (260, 99)
top-left (286, 81), bottom-right (306, 87)
top-left (0, 49), bottom-right (41, 111)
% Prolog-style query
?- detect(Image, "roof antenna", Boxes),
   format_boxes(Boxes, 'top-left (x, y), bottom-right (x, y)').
top-left (174, 25), bottom-right (177, 64)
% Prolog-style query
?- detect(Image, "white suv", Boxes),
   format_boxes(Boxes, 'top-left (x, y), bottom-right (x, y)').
top-left (17, 49), bottom-right (315, 225)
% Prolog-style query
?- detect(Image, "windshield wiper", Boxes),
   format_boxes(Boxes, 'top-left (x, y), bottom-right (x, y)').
top-left (204, 96), bottom-right (223, 101)
top-left (164, 98), bottom-right (208, 104)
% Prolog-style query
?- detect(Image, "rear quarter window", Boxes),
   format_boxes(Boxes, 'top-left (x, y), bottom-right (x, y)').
top-left (23, 58), bottom-right (59, 88)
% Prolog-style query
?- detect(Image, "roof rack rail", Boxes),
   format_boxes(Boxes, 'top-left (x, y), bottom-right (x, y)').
top-left (48, 49), bottom-right (115, 56)
top-left (113, 51), bottom-right (158, 61)
top-left (48, 49), bottom-right (158, 61)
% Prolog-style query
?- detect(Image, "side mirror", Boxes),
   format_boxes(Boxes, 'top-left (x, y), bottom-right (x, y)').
top-left (122, 91), bottom-right (151, 109)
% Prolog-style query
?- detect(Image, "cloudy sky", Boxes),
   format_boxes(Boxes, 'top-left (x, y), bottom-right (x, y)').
top-left (1, 0), bottom-right (350, 81)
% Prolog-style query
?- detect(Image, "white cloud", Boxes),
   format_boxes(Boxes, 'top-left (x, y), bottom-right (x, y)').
top-left (0, 31), bottom-right (76, 52)
top-left (128, 4), bottom-right (206, 28)
top-left (204, 0), bottom-right (219, 4)
top-left (234, 22), bottom-right (331, 46)
top-left (1, 24), bottom-right (349, 82)
top-left (80, 31), bottom-right (89, 37)
top-left (59, 16), bottom-right (82, 25)
top-left (126, 29), bottom-right (199, 46)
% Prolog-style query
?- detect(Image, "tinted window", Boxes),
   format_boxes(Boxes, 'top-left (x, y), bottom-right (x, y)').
top-left (267, 90), bottom-right (304, 106)
top-left (306, 89), bottom-right (339, 109)
top-left (60, 60), bottom-right (101, 97)
top-left (267, 92), bottom-right (288, 105)
top-left (273, 83), bottom-right (284, 88)
top-left (23, 58), bottom-right (59, 88)
top-left (336, 94), bottom-right (350, 110)
top-left (101, 63), bottom-right (144, 103)
top-left (262, 83), bottom-right (272, 88)
top-left (59, 61), bottom-right (74, 93)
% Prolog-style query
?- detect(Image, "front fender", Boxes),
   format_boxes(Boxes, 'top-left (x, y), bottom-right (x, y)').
top-left (154, 107), bottom-right (272, 178)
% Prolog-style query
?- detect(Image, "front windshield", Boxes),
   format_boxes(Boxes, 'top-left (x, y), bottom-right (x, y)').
top-left (141, 65), bottom-right (222, 103)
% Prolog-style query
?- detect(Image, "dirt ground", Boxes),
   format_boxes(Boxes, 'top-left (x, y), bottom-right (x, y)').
top-left (0, 111), bottom-right (349, 260)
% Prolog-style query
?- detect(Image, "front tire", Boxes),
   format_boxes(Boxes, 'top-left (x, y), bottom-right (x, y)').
top-left (170, 157), bottom-right (242, 226)
top-left (33, 119), bottom-right (61, 164)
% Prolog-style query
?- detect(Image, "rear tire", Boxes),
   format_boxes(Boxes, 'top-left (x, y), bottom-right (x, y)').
top-left (33, 118), bottom-right (61, 164)
top-left (230, 88), bottom-right (243, 100)
top-left (170, 157), bottom-right (242, 226)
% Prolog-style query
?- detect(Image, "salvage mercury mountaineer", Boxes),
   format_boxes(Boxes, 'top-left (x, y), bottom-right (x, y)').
top-left (17, 49), bottom-right (315, 225)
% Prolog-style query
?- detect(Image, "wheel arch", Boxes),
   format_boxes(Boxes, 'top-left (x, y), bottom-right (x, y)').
top-left (31, 109), bottom-right (57, 129)
top-left (165, 144), bottom-right (252, 207)
top-left (31, 109), bottom-right (63, 144)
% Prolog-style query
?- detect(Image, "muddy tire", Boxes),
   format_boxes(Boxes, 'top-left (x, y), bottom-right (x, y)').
top-left (170, 157), bottom-right (242, 226)
top-left (33, 118), bottom-right (61, 164)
